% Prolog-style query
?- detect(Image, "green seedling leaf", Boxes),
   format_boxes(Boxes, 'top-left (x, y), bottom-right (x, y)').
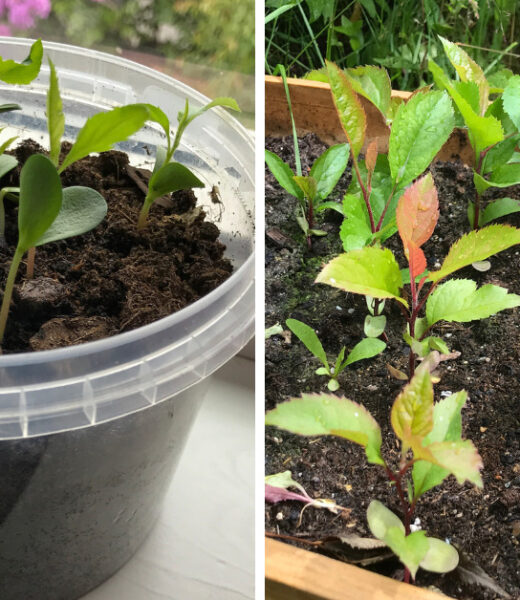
top-left (502, 75), bottom-right (520, 130)
top-left (344, 66), bottom-right (392, 117)
top-left (35, 186), bottom-right (107, 246)
top-left (316, 247), bottom-right (406, 306)
top-left (429, 225), bottom-right (520, 282)
top-left (391, 367), bottom-right (434, 453)
top-left (18, 154), bottom-right (62, 252)
top-left (367, 500), bottom-right (404, 540)
top-left (480, 198), bottom-right (520, 227)
top-left (309, 143), bottom-right (349, 200)
top-left (328, 379), bottom-right (340, 392)
top-left (364, 315), bottom-right (386, 338)
top-left (265, 323), bottom-right (284, 339)
top-left (148, 162), bottom-right (204, 203)
top-left (481, 134), bottom-right (520, 174)
top-left (0, 155), bottom-right (17, 180)
top-left (143, 104), bottom-right (171, 151)
top-left (60, 104), bottom-right (151, 172)
top-left (265, 150), bottom-right (303, 199)
top-left (326, 61), bottom-right (366, 158)
top-left (315, 200), bottom-right (343, 215)
top-left (439, 36), bottom-right (489, 115)
top-left (413, 391), bottom-right (467, 498)
top-left (0, 103), bottom-right (20, 113)
top-left (266, 393), bottom-right (384, 465)
top-left (286, 318), bottom-right (328, 369)
top-left (384, 527), bottom-right (429, 579)
top-left (293, 175), bottom-right (318, 202)
top-left (386, 96), bottom-right (404, 124)
top-left (186, 97), bottom-right (240, 125)
top-left (343, 337), bottom-right (386, 367)
top-left (475, 164), bottom-right (520, 194)
top-left (453, 81), bottom-right (480, 114)
top-left (332, 347), bottom-right (346, 378)
top-left (265, 470), bottom-right (308, 496)
top-left (426, 279), bottom-right (520, 325)
top-left (389, 91), bottom-right (454, 187)
top-left (420, 538), bottom-right (459, 573)
top-left (47, 59), bottom-right (65, 167)
top-left (153, 145), bottom-right (168, 174)
top-left (427, 336), bottom-right (450, 354)
top-left (340, 193), bottom-right (373, 251)
top-left (416, 439), bottom-right (483, 487)
top-left (0, 39), bottom-right (43, 85)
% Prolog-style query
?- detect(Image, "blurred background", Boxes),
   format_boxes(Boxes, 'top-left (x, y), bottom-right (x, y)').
top-left (266, 0), bottom-right (519, 90)
top-left (0, 0), bottom-right (254, 126)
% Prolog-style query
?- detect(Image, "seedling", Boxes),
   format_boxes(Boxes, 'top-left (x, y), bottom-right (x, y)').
top-left (136, 96), bottom-right (240, 229)
top-left (266, 361), bottom-right (483, 583)
top-left (430, 37), bottom-right (520, 229)
top-left (324, 61), bottom-right (455, 252)
top-left (316, 173), bottom-right (520, 376)
top-left (0, 154), bottom-right (107, 344)
top-left (0, 39), bottom-right (43, 85)
top-left (286, 317), bottom-right (385, 391)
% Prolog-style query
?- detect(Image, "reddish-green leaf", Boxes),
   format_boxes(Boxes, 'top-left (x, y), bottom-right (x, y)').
top-left (415, 439), bottom-right (483, 487)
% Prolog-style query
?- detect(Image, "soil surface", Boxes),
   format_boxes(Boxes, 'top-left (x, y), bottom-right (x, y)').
top-left (265, 134), bottom-right (520, 599)
top-left (0, 140), bottom-right (232, 353)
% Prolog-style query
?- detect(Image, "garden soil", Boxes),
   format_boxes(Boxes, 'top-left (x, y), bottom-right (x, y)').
top-left (0, 139), bottom-right (232, 353)
top-left (265, 134), bottom-right (520, 600)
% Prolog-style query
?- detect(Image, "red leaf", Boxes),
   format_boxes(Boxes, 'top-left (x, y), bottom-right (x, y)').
top-left (365, 140), bottom-right (378, 175)
top-left (397, 173), bottom-right (439, 266)
top-left (407, 240), bottom-right (427, 280)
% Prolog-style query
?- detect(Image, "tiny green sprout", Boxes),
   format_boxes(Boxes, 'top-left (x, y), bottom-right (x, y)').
top-left (0, 39), bottom-right (43, 85)
top-left (265, 143), bottom-right (350, 248)
top-left (136, 97), bottom-right (240, 229)
top-left (286, 317), bottom-right (385, 391)
top-left (266, 361), bottom-right (483, 584)
top-left (430, 37), bottom-right (520, 229)
top-left (0, 154), bottom-right (107, 344)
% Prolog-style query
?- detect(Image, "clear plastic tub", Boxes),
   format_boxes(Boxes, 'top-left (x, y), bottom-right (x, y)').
top-left (0, 38), bottom-right (254, 599)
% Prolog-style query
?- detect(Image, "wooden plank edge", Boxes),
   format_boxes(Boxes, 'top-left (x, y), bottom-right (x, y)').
top-left (266, 538), bottom-right (452, 600)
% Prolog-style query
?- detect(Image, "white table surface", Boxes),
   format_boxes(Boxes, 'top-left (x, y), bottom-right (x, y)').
top-left (81, 355), bottom-right (255, 600)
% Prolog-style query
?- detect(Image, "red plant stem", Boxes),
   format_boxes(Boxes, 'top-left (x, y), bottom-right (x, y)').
top-left (352, 154), bottom-right (376, 232)
top-left (375, 181), bottom-right (398, 231)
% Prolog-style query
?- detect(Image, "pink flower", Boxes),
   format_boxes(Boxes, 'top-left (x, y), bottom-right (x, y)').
top-left (1, 0), bottom-right (51, 30)
top-left (0, 23), bottom-right (10, 36)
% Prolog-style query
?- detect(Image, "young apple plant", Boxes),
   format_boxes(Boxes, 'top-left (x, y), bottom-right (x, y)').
top-left (286, 317), bottom-right (385, 391)
top-left (266, 361), bottom-right (483, 584)
top-left (316, 173), bottom-right (520, 377)
top-left (430, 37), bottom-right (520, 229)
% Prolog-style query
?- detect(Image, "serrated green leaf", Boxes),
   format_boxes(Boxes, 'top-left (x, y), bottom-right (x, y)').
top-left (413, 391), bottom-right (466, 498)
top-left (367, 500), bottom-right (404, 539)
top-left (309, 143), bottom-right (349, 200)
top-left (343, 337), bottom-right (386, 367)
top-left (316, 247), bottom-right (406, 305)
top-left (148, 161), bottom-right (204, 203)
top-left (303, 68), bottom-right (328, 83)
top-left (502, 75), bottom-right (520, 130)
top-left (47, 59), bottom-right (65, 167)
top-left (439, 37), bottom-right (489, 115)
top-left (18, 154), bottom-right (62, 252)
top-left (480, 198), bottom-right (520, 226)
top-left (426, 279), bottom-right (520, 325)
top-left (0, 39), bottom-right (43, 85)
top-left (265, 149), bottom-right (303, 199)
top-left (344, 66), bottom-right (391, 117)
top-left (266, 393), bottom-right (384, 465)
top-left (482, 135), bottom-right (520, 174)
top-left (286, 318), bottom-right (328, 369)
top-left (326, 61), bottom-right (366, 158)
top-left (364, 314), bottom-right (386, 338)
top-left (35, 186), bottom-right (107, 246)
top-left (416, 439), bottom-right (483, 487)
top-left (389, 91), bottom-right (454, 187)
top-left (391, 368), bottom-right (434, 452)
top-left (340, 193), bottom-right (372, 251)
top-left (453, 81), bottom-right (480, 114)
top-left (429, 225), bottom-right (520, 282)
top-left (293, 175), bottom-right (318, 201)
top-left (420, 537), bottom-right (459, 573)
top-left (60, 104), bottom-right (150, 172)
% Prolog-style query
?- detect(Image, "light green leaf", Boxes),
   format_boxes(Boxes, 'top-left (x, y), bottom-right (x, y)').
top-left (367, 500), bottom-right (404, 540)
top-left (344, 337), bottom-right (386, 367)
top-left (265, 393), bottom-right (384, 465)
top-left (328, 379), bottom-right (340, 391)
top-left (316, 247), bottom-right (406, 306)
top-left (187, 97), bottom-right (240, 125)
top-left (482, 134), bottom-right (520, 174)
top-left (60, 104), bottom-right (150, 172)
top-left (265, 323), bottom-right (283, 339)
top-left (0, 39), bottom-right (43, 85)
top-left (429, 225), bottom-right (520, 282)
top-left (344, 66), bottom-right (391, 117)
top-left (35, 186), bottom-right (107, 246)
top-left (47, 59), bottom-right (65, 167)
top-left (391, 368), bottom-right (434, 451)
top-left (293, 175), bottom-right (318, 201)
top-left (426, 279), bottom-right (520, 325)
top-left (286, 318), bottom-right (328, 369)
top-left (388, 91), bottom-right (454, 187)
top-left (364, 314), bottom-right (386, 338)
top-left (340, 193), bottom-right (372, 251)
top-left (143, 104), bottom-right (171, 151)
top-left (265, 150), bottom-right (303, 199)
top-left (309, 143), bottom-right (350, 200)
top-left (384, 528), bottom-right (429, 579)
top-left (148, 161), bottom-right (204, 203)
top-left (386, 96), bottom-right (404, 124)
top-left (420, 538), bottom-right (459, 573)
top-left (18, 154), bottom-right (62, 252)
top-left (475, 164), bottom-right (520, 194)
top-left (265, 470), bottom-right (308, 496)
top-left (480, 198), bottom-right (520, 227)
top-left (413, 391), bottom-right (466, 498)
top-left (453, 81), bottom-right (480, 114)
top-left (326, 61), bottom-right (366, 158)
top-left (418, 439), bottom-right (483, 487)
top-left (428, 336), bottom-right (450, 355)
top-left (0, 103), bottom-right (20, 113)
top-left (0, 154), bottom-right (17, 179)
top-left (153, 145), bottom-right (168, 174)
top-left (502, 75), bottom-right (520, 130)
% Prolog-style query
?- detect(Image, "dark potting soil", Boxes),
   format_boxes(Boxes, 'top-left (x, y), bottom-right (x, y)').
top-left (0, 139), bottom-right (233, 353)
top-left (265, 134), bottom-right (520, 599)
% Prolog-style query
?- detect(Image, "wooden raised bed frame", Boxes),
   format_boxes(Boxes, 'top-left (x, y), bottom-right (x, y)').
top-left (265, 75), bottom-right (467, 600)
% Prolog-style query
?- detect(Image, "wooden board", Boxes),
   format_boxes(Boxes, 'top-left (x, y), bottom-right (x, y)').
top-left (265, 75), bottom-right (473, 165)
top-left (266, 538), bottom-right (450, 600)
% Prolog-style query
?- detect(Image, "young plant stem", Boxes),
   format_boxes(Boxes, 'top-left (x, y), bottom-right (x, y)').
top-left (26, 246), bottom-right (35, 279)
top-left (0, 247), bottom-right (23, 344)
top-left (306, 199), bottom-right (314, 249)
top-left (352, 154), bottom-right (376, 232)
top-left (137, 197), bottom-right (151, 230)
top-left (376, 181), bottom-right (399, 231)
